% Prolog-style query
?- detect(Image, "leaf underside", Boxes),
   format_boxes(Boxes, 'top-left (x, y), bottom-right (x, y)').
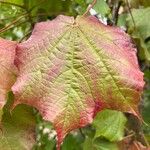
top-left (11, 15), bottom-right (144, 149)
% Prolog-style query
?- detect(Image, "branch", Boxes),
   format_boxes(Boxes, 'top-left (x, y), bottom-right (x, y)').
top-left (112, 0), bottom-right (122, 25)
top-left (0, 14), bottom-right (24, 21)
top-left (82, 0), bottom-right (97, 17)
top-left (125, 0), bottom-right (136, 29)
top-left (126, 114), bottom-right (149, 147)
top-left (0, 13), bottom-right (28, 33)
top-left (79, 128), bottom-right (85, 139)
top-left (19, 31), bottom-right (32, 42)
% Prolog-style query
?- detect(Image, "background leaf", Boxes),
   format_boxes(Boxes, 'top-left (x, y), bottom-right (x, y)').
top-left (87, 0), bottom-right (110, 17)
top-left (127, 7), bottom-right (150, 62)
top-left (93, 109), bottom-right (127, 141)
top-left (83, 137), bottom-right (119, 150)
top-left (0, 92), bottom-right (36, 150)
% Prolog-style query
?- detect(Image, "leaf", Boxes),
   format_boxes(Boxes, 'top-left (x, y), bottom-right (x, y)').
top-left (127, 8), bottom-right (150, 62)
top-left (75, 0), bottom-right (110, 16)
top-left (93, 109), bottom-right (127, 141)
top-left (127, 0), bottom-right (150, 8)
top-left (27, 0), bottom-right (72, 17)
top-left (4, 0), bottom-right (24, 5)
top-left (142, 71), bottom-right (150, 125)
top-left (117, 13), bottom-right (127, 28)
top-left (83, 137), bottom-right (119, 150)
top-left (0, 38), bottom-right (17, 121)
top-left (0, 92), bottom-right (36, 150)
top-left (12, 15), bottom-right (144, 149)
top-left (62, 134), bottom-right (83, 150)
top-left (75, 0), bottom-right (86, 6)
top-left (87, 0), bottom-right (110, 17)
top-left (128, 8), bottom-right (150, 41)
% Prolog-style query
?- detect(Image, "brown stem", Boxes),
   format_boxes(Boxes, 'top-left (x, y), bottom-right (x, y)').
top-left (112, 0), bottom-right (122, 25)
top-left (0, 14), bottom-right (28, 33)
top-left (82, 0), bottom-right (97, 17)
top-left (123, 132), bottom-right (135, 140)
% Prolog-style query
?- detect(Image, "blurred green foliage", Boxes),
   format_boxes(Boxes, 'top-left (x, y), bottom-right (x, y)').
top-left (127, 7), bottom-right (150, 63)
top-left (93, 110), bottom-right (127, 142)
top-left (0, 0), bottom-right (150, 149)
top-left (0, 92), bottom-right (36, 150)
top-left (83, 137), bottom-right (119, 150)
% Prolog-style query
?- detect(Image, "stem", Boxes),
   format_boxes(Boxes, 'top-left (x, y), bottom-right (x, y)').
top-left (0, 1), bottom-right (25, 9)
top-left (112, 0), bottom-right (122, 25)
top-left (0, 0), bottom-right (47, 33)
top-left (0, 13), bottom-right (26, 21)
top-left (126, 114), bottom-right (149, 147)
top-left (123, 132), bottom-right (135, 140)
top-left (125, 0), bottom-right (136, 29)
top-left (19, 31), bottom-right (31, 42)
top-left (0, 14), bottom-right (28, 33)
top-left (82, 0), bottom-right (97, 17)
top-left (79, 128), bottom-right (85, 139)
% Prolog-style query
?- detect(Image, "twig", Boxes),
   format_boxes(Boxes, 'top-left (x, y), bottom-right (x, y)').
top-left (125, 0), bottom-right (136, 29)
top-left (0, 13), bottom-right (28, 33)
top-left (82, 0), bottom-right (97, 17)
top-left (79, 128), bottom-right (85, 139)
top-left (19, 31), bottom-right (32, 42)
top-left (126, 114), bottom-right (149, 148)
top-left (123, 132), bottom-right (135, 140)
top-left (0, 20), bottom-right (28, 33)
top-left (0, 13), bottom-right (26, 21)
top-left (112, 0), bottom-right (122, 25)
top-left (0, 0), bottom-right (48, 32)
top-left (0, 0), bottom-right (25, 9)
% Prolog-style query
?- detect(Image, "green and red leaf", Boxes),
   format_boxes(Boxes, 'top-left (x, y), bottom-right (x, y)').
top-left (11, 15), bottom-right (144, 149)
